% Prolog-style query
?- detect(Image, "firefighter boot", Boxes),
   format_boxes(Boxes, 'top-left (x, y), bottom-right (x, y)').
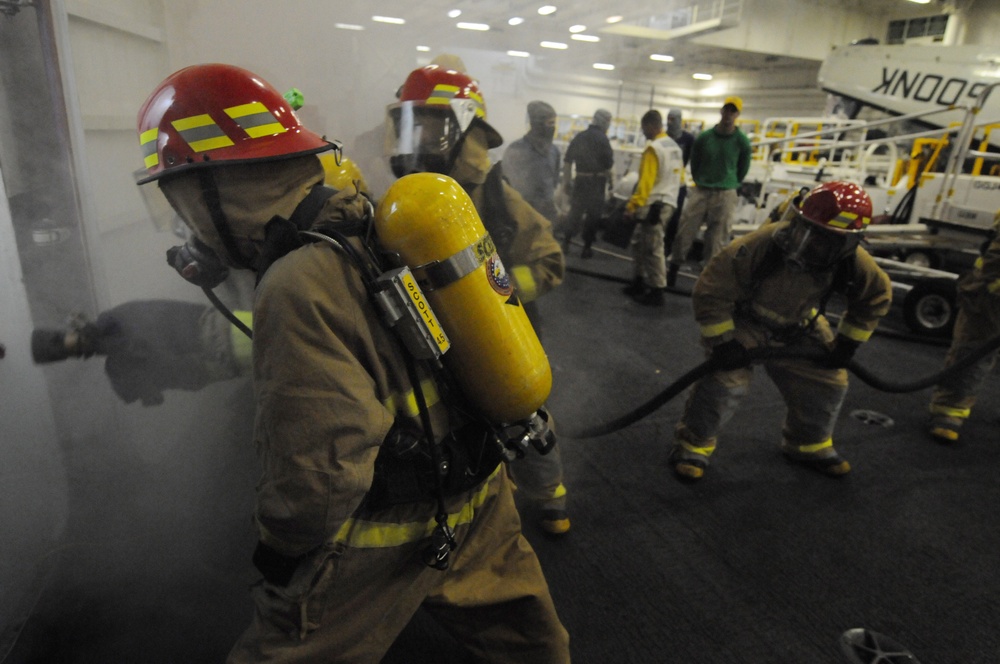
top-left (668, 441), bottom-right (714, 481)
top-left (622, 277), bottom-right (646, 297)
top-left (634, 287), bottom-right (665, 307)
top-left (666, 263), bottom-right (680, 288)
top-left (927, 414), bottom-right (962, 444)
top-left (540, 509), bottom-right (571, 536)
top-left (781, 439), bottom-right (851, 477)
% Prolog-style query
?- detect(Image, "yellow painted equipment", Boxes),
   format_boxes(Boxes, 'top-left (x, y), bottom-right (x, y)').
top-left (375, 172), bottom-right (551, 424)
top-left (320, 154), bottom-right (370, 195)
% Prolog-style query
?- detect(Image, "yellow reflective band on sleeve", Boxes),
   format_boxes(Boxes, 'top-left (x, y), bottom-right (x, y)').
top-left (988, 278), bottom-right (1000, 294)
top-left (929, 404), bottom-right (971, 419)
top-left (680, 441), bottom-right (716, 457)
top-left (139, 128), bottom-right (159, 168)
top-left (334, 466), bottom-right (500, 548)
top-left (224, 102), bottom-right (287, 138)
top-left (974, 256), bottom-right (984, 270)
top-left (700, 319), bottom-right (735, 338)
top-left (510, 264), bottom-right (538, 302)
top-left (793, 438), bottom-right (833, 454)
top-left (382, 379), bottom-right (441, 418)
top-left (837, 320), bottom-right (873, 342)
top-left (230, 310), bottom-right (253, 374)
top-left (171, 114), bottom-right (235, 152)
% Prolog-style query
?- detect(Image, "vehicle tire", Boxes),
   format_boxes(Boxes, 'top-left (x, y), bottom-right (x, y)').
top-left (902, 278), bottom-right (958, 338)
top-left (901, 250), bottom-right (940, 269)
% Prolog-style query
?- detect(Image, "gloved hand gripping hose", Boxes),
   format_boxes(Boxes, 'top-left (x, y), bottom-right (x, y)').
top-left (560, 333), bottom-right (1000, 439)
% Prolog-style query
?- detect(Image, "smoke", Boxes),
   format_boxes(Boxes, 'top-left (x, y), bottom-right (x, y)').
top-left (0, 9), bottom-right (258, 661)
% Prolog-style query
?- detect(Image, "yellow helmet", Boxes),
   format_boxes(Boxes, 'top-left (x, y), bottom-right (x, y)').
top-left (320, 153), bottom-right (369, 195)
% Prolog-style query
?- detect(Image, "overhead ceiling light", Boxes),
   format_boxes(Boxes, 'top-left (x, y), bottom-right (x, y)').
top-left (335, 23), bottom-right (364, 31)
top-left (650, 54), bottom-right (674, 62)
top-left (416, 45), bottom-right (430, 52)
top-left (906, 0), bottom-right (932, 3)
top-left (447, 9), bottom-right (462, 18)
top-left (606, 15), bottom-right (623, 24)
top-left (593, 63), bottom-right (615, 71)
top-left (569, 24), bottom-right (586, 33)
top-left (540, 41), bottom-right (568, 49)
top-left (571, 34), bottom-right (600, 42)
top-left (508, 50), bottom-right (530, 57)
top-left (538, 5), bottom-right (557, 16)
top-left (693, 72), bottom-right (713, 80)
top-left (372, 15), bottom-right (405, 24)
top-left (509, 16), bottom-right (524, 25)
top-left (457, 22), bottom-right (490, 30)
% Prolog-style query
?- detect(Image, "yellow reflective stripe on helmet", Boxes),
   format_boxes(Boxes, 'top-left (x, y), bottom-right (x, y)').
top-left (427, 84), bottom-right (460, 105)
top-left (171, 114), bottom-right (235, 152)
top-left (680, 440), bottom-right (715, 457)
top-left (837, 320), bottom-right (874, 342)
top-left (792, 438), bottom-right (833, 454)
top-left (139, 128), bottom-right (159, 168)
top-left (382, 379), bottom-right (441, 418)
top-left (467, 91), bottom-right (487, 118)
top-left (334, 466), bottom-right (499, 548)
top-left (827, 211), bottom-right (859, 229)
top-left (224, 102), bottom-right (287, 138)
top-left (929, 404), bottom-right (971, 419)
top-left (700, 319), bottom-right (735, 338)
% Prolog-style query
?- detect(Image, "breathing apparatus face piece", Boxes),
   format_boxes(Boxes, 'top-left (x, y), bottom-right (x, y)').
top-left (387, 103), bottom-right (465, 178)
top-left (776, 211), bottom-right (860, 273)
top-left (158, 156), bottom-right (326, 272)
top-left (166, 235), bottom-right (230, 288)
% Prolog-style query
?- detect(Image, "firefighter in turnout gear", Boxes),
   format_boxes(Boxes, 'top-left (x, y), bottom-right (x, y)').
top-left (386, 63), bottom-right (572, 535)
top-left (668, 181), bottom-right (893, 481)
top-left (136, 63), bottom-right (569, 663)
top-left (927, 210), bottom-right (1000, 443)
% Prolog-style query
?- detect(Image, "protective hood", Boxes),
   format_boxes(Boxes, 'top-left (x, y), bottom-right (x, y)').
top-left (158, 155), bottom-right (325, 270)
top-left (448, 125), bottom-right (492, 187)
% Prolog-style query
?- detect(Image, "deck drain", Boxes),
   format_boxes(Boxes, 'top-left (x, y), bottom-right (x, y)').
top-left (850, 409), bottom-right (895, 428)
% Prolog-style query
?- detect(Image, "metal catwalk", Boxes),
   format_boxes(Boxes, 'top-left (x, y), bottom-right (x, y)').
top-left (5, 242), bottom-right (998, 664)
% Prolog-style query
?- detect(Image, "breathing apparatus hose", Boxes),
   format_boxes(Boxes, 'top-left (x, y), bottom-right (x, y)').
top-left (560, 332), bottom-right (1000, 439)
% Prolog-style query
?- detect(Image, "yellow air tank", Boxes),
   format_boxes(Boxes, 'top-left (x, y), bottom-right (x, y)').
top-left (320, 153), bottom-right (370, 196)
top-left (375, 172), bottom-right (551, 424)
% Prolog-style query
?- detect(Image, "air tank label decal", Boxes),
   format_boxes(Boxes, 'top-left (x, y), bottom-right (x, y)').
top-left (486, 254), bottom-right (514, 297)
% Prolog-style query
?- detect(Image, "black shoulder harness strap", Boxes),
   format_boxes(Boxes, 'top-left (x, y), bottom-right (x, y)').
top-left (256, 184), bottom-right (366, 283)
top-left (750, 240), bottom-right (858, 319)
top-left (480, 163), bottom-right (517, 260)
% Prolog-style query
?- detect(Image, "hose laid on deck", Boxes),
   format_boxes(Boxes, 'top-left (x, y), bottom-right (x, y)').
top-left (561, 333), bottom-right (1000, 439)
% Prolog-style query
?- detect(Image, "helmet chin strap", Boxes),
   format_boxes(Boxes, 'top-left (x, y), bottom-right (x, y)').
top-left (196, 168), bottom-right (254, 271)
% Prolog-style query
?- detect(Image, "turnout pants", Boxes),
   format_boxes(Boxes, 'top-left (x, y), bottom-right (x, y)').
top-left (676, 318), bottom-right (849, 456)
top-left (227, 470), bottom-right (570, 664)
top-left (930, 288), bottom-right (1000, 425)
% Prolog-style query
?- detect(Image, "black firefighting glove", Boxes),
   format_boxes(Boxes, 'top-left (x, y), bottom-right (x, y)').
top-left (710, 339), bottom-right (752, 371)
top-left (96, 300), bottom-right (213, 406)
top-left (821, 336), bottom-right (861, 369)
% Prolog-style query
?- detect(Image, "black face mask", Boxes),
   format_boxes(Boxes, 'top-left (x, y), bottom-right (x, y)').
top-left (775, 219), bottom-right (859, 273)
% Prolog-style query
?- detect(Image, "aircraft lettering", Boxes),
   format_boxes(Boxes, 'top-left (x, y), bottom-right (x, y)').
top-left (972, 181), bottom-right (999, 190)
top-left (873, 68), bottom-right (994, 108)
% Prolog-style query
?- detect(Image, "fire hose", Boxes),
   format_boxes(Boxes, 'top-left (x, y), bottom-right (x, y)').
top-left (560, 332), bottom-right (1000, 439)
